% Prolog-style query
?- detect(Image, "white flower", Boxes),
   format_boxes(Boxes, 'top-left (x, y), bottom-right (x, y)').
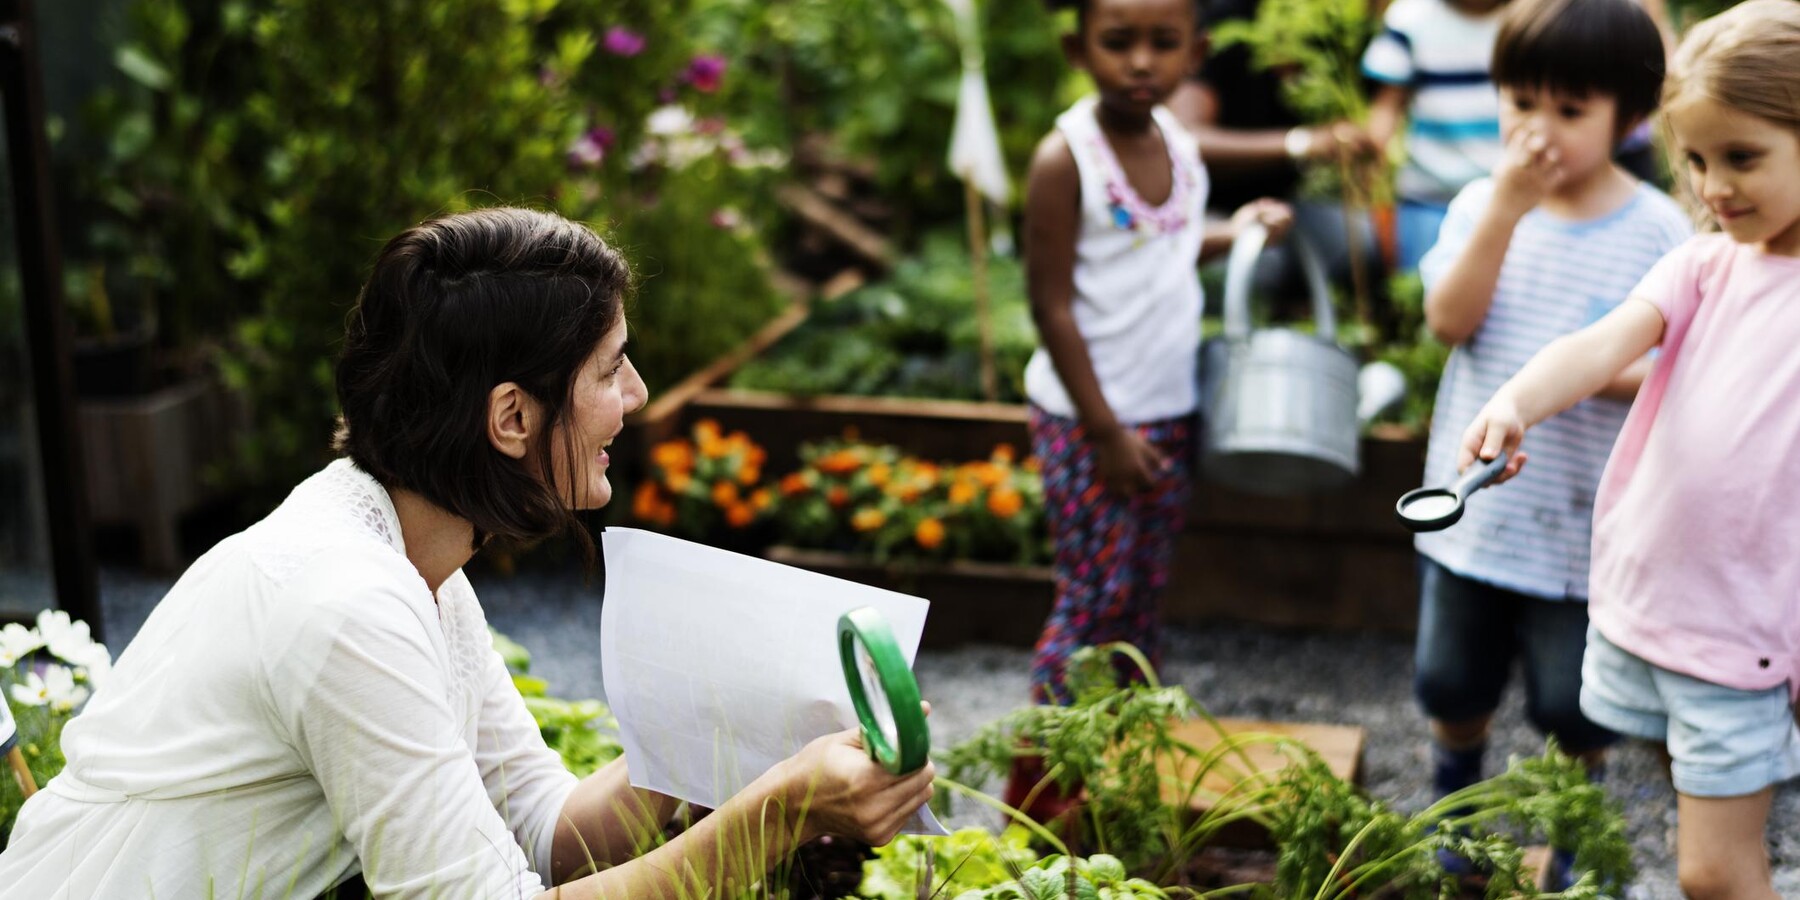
top-left (36, 609), bottom-right (101, 669)
top-left (70, 643), bottom-right (112, 690)
top-left (645, 104), bottom-right (694, 137)
top-left (0, 622), bottom-right (43, 667)
top-left (38, 609), bottom-right (92, 663)
top-left (10, 670), bottom-right (49, 707)
top-left (42, 664), bottom-right (89, 713)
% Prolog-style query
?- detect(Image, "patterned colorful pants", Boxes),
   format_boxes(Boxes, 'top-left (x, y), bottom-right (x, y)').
top-left (1028, 405), bottom-right (1195, 705)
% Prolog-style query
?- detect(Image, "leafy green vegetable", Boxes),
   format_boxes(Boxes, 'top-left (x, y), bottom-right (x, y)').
top-left (860, 827), bottom-right (1038, 900)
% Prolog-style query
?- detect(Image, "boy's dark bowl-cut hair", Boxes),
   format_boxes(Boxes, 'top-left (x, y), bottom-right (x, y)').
top-left (1043, 0), bottom-right (1206, 31)
top-left (334, 207), bottom-right (630, 563)
top-left (1493, 0), bottom-right (1666, 135)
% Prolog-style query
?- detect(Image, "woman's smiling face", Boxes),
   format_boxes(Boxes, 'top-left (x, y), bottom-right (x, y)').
top-left (546, 319), bottom-right (646, 510)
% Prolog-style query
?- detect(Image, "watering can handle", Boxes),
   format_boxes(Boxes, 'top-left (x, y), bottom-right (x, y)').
top-left (1221, 222), bottom-right (1337, 341)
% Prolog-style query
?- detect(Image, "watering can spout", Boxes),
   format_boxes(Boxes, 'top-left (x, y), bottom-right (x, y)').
top-left (1356, 361), bottom-right (1407, 426)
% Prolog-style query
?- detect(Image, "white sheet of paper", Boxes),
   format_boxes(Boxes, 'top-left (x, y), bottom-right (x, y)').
top-left (600, 528), bottom-right (948, 836)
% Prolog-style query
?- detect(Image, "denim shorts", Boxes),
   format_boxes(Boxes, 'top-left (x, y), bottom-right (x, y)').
top-left (1414, 557), bottom-right (1616, 752)
top-left (1581, 626), bottom-right (1800, 798)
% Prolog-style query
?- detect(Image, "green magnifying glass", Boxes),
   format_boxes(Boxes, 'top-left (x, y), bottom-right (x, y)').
top-left (838, 606), bottom-right (930, 775)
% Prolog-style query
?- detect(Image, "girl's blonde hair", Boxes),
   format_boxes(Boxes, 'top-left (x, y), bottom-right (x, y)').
top-left (1665, 0), bottom-right (1800, 132)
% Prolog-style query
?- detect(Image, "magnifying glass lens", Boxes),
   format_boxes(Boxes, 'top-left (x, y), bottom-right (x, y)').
top-left (1401, 493), bottom-right (1460, 522)
top-left (855, 637), bottom-right (899, 747)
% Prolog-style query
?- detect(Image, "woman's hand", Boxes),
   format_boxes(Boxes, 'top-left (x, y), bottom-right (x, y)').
top-left (1458, 395), bottom-right (1531, 485)
top-left (777, 728), bottom-right (935, 847)
top-left (1095, 426), bottom-right (1167, 495)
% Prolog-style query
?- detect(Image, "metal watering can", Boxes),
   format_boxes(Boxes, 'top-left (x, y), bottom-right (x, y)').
top-left (1199, 223), bottom-right (1406, 496)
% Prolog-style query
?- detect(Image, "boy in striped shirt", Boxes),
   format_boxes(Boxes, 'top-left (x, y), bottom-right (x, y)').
top-left (1406, 0), bottom-right (1690, 883)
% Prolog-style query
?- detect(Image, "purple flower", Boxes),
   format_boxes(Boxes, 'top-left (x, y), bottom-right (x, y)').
top-left (683, 54), bottom-right (727, 94)
top-left (567, 126), bottom-right (616, 169)
top-left (603, 26), bottom-right (646, 57)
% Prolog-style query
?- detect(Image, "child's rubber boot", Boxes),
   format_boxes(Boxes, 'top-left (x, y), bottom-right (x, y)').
top-left (1428, 740), bottom-right (1488, 877)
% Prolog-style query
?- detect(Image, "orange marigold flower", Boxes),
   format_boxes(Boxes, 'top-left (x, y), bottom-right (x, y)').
top-left (991, 444), bottom-right (1017, 464)
top-left (737, 464), bottom-right (761, 486)
top-left (633, 482), bottom-right (661, 520)
top-left (694, 419), bottom-right (723, 443)
top-left (780, 472), bottom-right (811, 497)
top-left (667, 471), bottom-right (693, 494)
top-left (816, 449), bottom-right (862, 475)
top-left (1023, 456), bottom-right (1042, 474)
top-left (851, 508), bottom-right (886, 532)
top-left (651, 440), bottom-right (694, 474)
top-left (712, 480), bottom-right (740, 507)
top-left (827, 485), bottom-right (850, 509)
top-left (654, 501), bottom-right (678, 528)
top-left (725, 503), bottom-right (755, 529)
top-left (699, 434), bottom-right (730, 459)
top-left (750, 488), bottom-right (773, 511)
top-left (893, 485), bottom-right (921, 504)
top-left (949, 480), bottom-right (977, 506)
top-left (914, 517), bottom-right (946, 549)
top-left (868, 463), bottom-right (892, 488)
top-left (988, 487), bottom-right (1023, 518)
top-left (972, 462), bottom-right (1005, 488)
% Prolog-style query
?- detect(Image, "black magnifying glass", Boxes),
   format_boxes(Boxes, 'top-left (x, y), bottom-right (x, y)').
top-left (1396, 450), bottom-right (1511, 533)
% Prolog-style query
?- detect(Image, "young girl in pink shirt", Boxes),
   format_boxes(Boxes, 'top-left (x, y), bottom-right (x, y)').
top-left (1461, 2), bottom-right (1800, 895)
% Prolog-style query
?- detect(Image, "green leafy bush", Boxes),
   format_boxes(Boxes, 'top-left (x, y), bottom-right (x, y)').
top-left (733, 232), bottom-right (1037, 403)
top-left (79, 0), bottom-right (784, 495)
top-left (689, 0), bottom-right (1074, 235)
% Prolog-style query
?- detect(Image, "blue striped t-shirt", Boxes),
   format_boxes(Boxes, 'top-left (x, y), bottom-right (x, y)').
top-left (1362, 0), bottom-right (1504, 205)
top-left (1416, 178), bottom-right (1694, 600)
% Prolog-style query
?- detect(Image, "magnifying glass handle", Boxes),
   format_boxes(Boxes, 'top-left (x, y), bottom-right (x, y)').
top-left (1450, 449), bottom-right (1511, 499)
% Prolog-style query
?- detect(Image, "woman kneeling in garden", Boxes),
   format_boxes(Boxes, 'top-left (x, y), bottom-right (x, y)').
top-left (0, 208), bottom-right (935, 898)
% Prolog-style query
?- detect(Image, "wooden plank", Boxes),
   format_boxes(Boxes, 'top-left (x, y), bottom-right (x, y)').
top-left (690, 389), bottom-right (1030, 424)
top-left (633, 301), bottom-right (813, 433)
top-left (776, 182), bottom-right (895, 269)
top-left (818, 268), bottom-right (866, 302)
top-left (1158, 717), bottom-right (1366, 811)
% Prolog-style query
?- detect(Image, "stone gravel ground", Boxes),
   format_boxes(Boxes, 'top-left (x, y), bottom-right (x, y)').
top-left (97, 567), bottom-right (1799, 898)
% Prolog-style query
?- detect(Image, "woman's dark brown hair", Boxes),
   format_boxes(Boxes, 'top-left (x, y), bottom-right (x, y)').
top-left (334, 207), bottom-right (630, 556)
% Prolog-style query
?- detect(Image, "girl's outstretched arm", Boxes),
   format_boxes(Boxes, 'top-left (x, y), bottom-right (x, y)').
top-left (1460, 297), bottom-right (1666, 483)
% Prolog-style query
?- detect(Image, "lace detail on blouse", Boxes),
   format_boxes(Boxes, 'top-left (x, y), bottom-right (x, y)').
top-left (247, 458), bottom-right (490, 697)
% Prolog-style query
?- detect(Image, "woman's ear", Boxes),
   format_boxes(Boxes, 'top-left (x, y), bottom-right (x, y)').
top-left (487, 382), bottom-right (535, 460)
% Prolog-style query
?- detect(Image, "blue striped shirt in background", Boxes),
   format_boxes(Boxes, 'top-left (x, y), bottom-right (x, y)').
top-left (1362, 0), bottom-right (1505, 204)
top-left (1416, 178), bottom-right (1694, 600)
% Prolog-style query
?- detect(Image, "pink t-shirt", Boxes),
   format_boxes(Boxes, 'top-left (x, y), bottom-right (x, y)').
top-left (1591, 234), bottom-right (1800, 700)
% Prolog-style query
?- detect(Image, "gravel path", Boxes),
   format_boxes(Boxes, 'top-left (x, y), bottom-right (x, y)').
top-left (96, 566), bottom-right (1798, 897)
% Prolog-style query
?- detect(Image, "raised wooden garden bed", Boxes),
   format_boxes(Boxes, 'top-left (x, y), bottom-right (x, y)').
top-left (629, 257), bottom-right (1427, 639)
top-left (1159, 716), bottom-right (1366, 848)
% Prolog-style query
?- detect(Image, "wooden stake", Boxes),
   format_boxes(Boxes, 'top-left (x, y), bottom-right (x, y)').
top-left (964, 179), bottom-right (998, 402)
top-left (7, 745), bottom-right (36, 798)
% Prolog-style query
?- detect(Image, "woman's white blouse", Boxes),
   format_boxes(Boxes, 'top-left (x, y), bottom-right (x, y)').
top-left (0, 459), bottom-right (578, 899)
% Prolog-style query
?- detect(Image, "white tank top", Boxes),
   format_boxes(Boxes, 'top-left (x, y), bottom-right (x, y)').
top-left (1024, 95), bottom-right (1209, 424)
